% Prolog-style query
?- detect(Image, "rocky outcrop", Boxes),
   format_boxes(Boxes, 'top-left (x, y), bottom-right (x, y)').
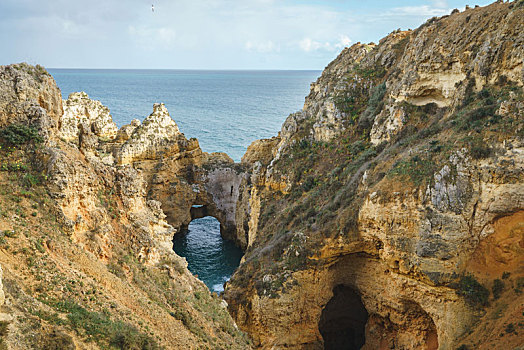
top-left (0, 63), bottom-right (62, 140)
top-left (116, 103), bottom-right (183, 165)
top-left (224, 2), bottom-right (524, 350)
top-left (115, 118), bottom-right (141, 142)
top-left (0, 63), bottom-right (250, 349)
top-left (369, 103), bottom-right (406, 145)
top-left (60, 92), bottom-right (118, 142)
top-left (277, 2), bottom-right (523, 148)
top-left (389, 4), bottom-right (523, 108)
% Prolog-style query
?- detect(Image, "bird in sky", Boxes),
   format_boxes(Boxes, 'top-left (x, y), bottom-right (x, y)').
top-left (152, 4), bottom-right (154, 12)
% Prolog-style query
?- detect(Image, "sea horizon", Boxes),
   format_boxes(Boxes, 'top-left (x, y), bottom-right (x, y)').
top-left (47, 67), bottom-right (321, 72)
top-left (49, 68), bottom-right (321, 162)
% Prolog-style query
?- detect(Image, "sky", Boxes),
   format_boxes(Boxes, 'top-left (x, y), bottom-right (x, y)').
top-left (0, 0), bottom-right (495, 70)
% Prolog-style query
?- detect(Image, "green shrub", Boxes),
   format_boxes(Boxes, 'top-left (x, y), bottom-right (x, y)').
top-left (505, 323), bottom-right (515, 334)
top-left (0, 124), bottom-right (43, 148)
top-left (492, 279), bottom-right (504, 299)
top-left (0, 321), bottom-right (9, 336)
top-left (359, 82), bottom-right (387, 131)
top-left (301, 175), bottom-right (318, 192)
top-left (0, 321), bottom-right (9, 350)
top-left (109, 328), bottom-right (159, 350)
top-left (456, 275), bottom-right (489, 307)
top-left (470, 143), bottom-right (492, 159)
top-left (170, 309), bottom-right (192, 328)
top-left (107, 262), bottom-right (126, 279)
top-left (39, 330), bottom-right (75, 350)
top-left (514, 277), bottom-right (524, 294)
top-left (389, 155), bottom-right (436, 186)
top-left (43, 300), bottom-right (159, 349)
top-left (22, 173), bottom-right (40, 188)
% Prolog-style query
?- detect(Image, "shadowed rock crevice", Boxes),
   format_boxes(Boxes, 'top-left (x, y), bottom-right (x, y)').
top-left (319, 285), bottom-right (368, 350)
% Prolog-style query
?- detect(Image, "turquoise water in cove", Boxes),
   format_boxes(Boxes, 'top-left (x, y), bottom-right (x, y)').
top-left (172, 217), bottom-right (244, 293)
top-left (49, 69), bottom-right (320, 292)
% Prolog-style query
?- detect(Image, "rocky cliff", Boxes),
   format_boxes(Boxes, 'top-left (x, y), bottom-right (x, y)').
top-left (0, 63), bottom-right (250, 349)
top-left (0, 1), bottom-right (522, 350)
top-left (224, 2), bottom-right (524, 350)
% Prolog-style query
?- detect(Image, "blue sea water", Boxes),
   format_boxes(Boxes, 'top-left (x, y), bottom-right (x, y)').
top-left (49, 68), bottom-right (320, 292)
top-left (49, 69), bottom-right (320, 162)
top-left (172, 217), bottom-right (243, 293)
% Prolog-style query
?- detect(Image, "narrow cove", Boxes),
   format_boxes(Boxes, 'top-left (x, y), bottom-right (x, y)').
top-left (172, 216), bottom-right (244, 293)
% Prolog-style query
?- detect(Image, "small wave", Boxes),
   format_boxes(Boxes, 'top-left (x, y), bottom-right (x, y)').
top-left (212, 284), bottom-right (225, 292)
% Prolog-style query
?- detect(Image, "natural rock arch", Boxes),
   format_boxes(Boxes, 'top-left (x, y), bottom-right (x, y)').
top-left (151, 160), bottom-right (249, 250)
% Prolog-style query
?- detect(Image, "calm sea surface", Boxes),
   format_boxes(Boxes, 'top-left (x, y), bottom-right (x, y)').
top-left (49, 69), bottom-right (319, 162)
top-left (49, 69), bottom-right (320, 292)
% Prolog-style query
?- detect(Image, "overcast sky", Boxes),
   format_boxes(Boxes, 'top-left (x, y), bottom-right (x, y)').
top-left (0, 0), bottom-right (494, 70)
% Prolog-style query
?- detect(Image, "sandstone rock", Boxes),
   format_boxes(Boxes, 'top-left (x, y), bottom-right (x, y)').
top-left (389, 3), bottom-right (523, 107)
top-left (0, 63), bottom-right (251, 349)
top-left (115, 118), bottom-right (141, 142)
top-left (370, 104), bottom-right (407, 145)
top-left (0, 63), bottom-right (62, 140)
top-left (304, 44), bottom-right (374, 143)
top-left (224, 3), bottom-right (524, 349)
top-left (60, 92), bottom-right (118, 142)
top-left (242, 137), bottom-right (280, 165)
top-left (116, 103), bottom-right (183, 165)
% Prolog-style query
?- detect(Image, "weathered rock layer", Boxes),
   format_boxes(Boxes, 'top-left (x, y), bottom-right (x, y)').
top-left (224, 2), bottom-right (524, 350)
top-left (0, 64), bottom-right (250, 349)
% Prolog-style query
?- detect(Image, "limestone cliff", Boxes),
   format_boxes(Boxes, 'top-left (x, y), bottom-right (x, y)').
top-left (224, 2), bottom-right (524, 350)
top-left (60, 92), bottom-right (118, 142)
top-left (0, 2), bottom-right (522, 349)
top-left (0, 64), bottom-right (250, 349)
top-left (0, 63), bottom-right (62, 141)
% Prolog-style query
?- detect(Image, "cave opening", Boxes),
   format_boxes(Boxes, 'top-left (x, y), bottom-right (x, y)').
top-left (319, 285), bottom-right (368, 350)
top-left (172, 215), bottom-right (243, 293)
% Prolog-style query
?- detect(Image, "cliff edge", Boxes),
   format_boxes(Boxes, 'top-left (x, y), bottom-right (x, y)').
top-left (225, 2), bottom-right (524, 349)
top-left (0, 64), bottom-right (251, 349)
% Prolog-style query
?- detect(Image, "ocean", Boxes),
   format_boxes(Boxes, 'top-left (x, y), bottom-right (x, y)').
top-left (49, 68), bottom-right (320, 292)
top-left (49, 69), bottom-right (320, 162)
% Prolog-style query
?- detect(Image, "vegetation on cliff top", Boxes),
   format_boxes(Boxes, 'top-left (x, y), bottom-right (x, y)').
top-left (232, 56), bottom-right (523, 300)
top-left (0, 124), bottom-right (251, 349)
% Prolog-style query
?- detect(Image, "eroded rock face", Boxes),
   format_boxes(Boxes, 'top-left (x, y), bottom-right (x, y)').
top-left (115, 118), bottom-right (141, 142)
top-left (116, 103), bottom-right (183, 165)
top-left (369, 104), bottom-right (406, 145)
top-left (224, 2), bottom-right (524, 349)
top-left (60, 92), bottom-right (118, 142)
top-left (0, 64), bottom-right (251, 349)
top-left (305, 44), bottom-right (375, 142)
top-left (0, 63), bottom-right (62, 140)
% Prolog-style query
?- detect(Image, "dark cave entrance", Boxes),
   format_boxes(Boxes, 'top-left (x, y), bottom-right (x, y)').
top-left (319, 285), bottom-right (368, 350)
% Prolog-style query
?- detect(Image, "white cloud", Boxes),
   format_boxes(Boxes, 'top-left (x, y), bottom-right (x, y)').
top-left (299, 35), bottom-right (351, 53)
top-left (336, 35), bottom-right (352, 49)
top-left (391, 5), bottom-right (450, 17)
top-left (61, 19), bottom-right (82, 35)
top-left (0, 0), bottom-right (488, 69)
top-left (299, 38), bottom-right (319, 52)
top-left (128, 25), bottom-right (176, 50)
top-left (431, 0), bottom-right (449, 8)
top-left (245, 40), bottom-right (279, 53)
